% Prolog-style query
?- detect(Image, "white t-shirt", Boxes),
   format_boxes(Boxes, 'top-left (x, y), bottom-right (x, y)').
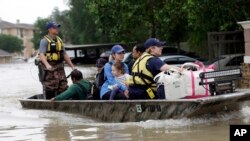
top-left (108, 74), bottom-right (130, 90)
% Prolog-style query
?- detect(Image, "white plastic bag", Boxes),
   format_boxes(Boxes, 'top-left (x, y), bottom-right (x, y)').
top-left (154, 69), bottom-right (186, 100)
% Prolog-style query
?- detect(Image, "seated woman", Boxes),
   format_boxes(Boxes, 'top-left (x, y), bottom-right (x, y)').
top-left (51, 69), bottom-right (92, 101)
top-left (100, 45), bottom-right (129, 100)
top-left (109, 61), bottom-right (130, 100)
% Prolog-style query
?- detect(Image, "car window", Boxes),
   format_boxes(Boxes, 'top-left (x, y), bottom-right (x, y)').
top-left (210, 56), bottom-right (226, 64)
top-left (123, 53), bottom-right (132, 64)
top-left (225, 56), bottom-right (243, 66)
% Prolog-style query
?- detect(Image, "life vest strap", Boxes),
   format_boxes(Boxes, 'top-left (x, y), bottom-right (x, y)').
top-left (131, 72), bottom-right (154, 82)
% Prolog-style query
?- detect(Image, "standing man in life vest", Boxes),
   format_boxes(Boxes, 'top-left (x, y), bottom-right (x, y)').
top-left (38, 21), bottom-right (75, 99)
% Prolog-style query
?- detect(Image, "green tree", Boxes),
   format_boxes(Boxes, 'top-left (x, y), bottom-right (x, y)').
top-left (70, 0), bottom-right (188, 45)
top-left (32, 18), bottom-right (50, 50)
top-left (0, 34), bottom-right (23, 53)
top-left (54, 0), bottom-right (250, 56)
top-left (51, 8), bottom-right (73, 44)
top-left (86, 0), bottom-right (163, 43)
top-left (68, 0), bottom-right (109, 44)
top-left (187, 0), bottom-right (250, 55)
top-left (157, 1), bottom-right (188, 51)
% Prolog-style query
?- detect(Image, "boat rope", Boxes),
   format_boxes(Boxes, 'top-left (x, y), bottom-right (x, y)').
top-left (29, 63), bottom-right (39, 82)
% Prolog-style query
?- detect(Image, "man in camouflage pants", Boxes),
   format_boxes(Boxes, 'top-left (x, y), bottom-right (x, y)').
top-left (38, 21), bottom-right (75, 99)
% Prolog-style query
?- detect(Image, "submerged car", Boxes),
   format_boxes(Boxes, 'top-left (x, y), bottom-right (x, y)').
top-left (159, 55), bottom-right (200, 67)
top-left (100, 51), bottom-right (133, 64)
top-left (100, 51), bottom-right (112, 61)
top-left (211, 54), bottom-right (244, 70)
top-left (123, 52), bottom-right (132, 64)
top-left (162, 47), bottom-right (200, 59)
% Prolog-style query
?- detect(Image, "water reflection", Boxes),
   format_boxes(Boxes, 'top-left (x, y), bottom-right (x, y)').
top-left (0, 62), bottom-right (97, 141)
top-left (69, 127), bottom-right (99, 140)
top-left (0, 112), bottom-right (48, 141)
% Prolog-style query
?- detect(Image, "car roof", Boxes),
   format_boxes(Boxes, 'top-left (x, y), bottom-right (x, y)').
top-left (211, 54), bottom-right (244, 63)
top-left (159, 55), bottom-right (196, 61)
top-left (219, 53), bottom-right (244, 58)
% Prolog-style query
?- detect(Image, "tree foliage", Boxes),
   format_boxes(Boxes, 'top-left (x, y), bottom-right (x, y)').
top-left (68, 0), bottom-right (189, 45)
top-left (51, 8), bottom-right (73, 44)
top-left (0, 34), bottom-right (23, 53)
top-left (68, 0), bottom-right (109, 44)
top-left (32, 0), bottom-right (250, 54)
top-left (87, 0), bottom-right (168, 43)
top-left (32, 18), bottom-right (50, 50)
top-left (187, 0), bottom-right (250, 51)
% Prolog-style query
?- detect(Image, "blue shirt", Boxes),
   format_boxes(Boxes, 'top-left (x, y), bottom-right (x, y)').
top-left (128, 57), bottom-right (165, 97)
top-left (100, 61), bottom-right (129, 99)
top-left (147, 57), bottom-right (165, 76)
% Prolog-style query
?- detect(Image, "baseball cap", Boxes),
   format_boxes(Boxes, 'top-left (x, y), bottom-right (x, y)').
top-left (46, 21), bottom-right (61, 29)
top-left (144, 38), bottom-right (166, 49)
top-left (111, 45), bottom-right (125, 54)
top-left (96, 58), bottom-right (107, 68)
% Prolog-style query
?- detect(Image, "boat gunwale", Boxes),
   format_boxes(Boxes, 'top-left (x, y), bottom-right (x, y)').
top-left (19, 90), bottom-right (250, 104)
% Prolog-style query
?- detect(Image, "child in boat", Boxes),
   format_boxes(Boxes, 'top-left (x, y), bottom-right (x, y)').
top-left (100, 45), bottom-right (129, 100)
top-left (108, 61), bottom-right (130, 100)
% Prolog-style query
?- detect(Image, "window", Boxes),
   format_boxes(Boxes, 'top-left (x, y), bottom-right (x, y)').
top-left (226, 56), bottom-right (243, 66)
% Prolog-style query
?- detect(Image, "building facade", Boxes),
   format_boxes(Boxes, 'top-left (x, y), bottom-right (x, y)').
top-left (0, 18), bottom-right (35, 59)
top-left (0, 49), bottom-right (12, 63)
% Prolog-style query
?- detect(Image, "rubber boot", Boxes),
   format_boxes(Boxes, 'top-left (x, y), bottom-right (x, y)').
top-left (45, 90), bottom-right (56, 100)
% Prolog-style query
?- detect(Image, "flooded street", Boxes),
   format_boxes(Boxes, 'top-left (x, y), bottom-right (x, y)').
top-left (1, 62), bottom-right (250, 141)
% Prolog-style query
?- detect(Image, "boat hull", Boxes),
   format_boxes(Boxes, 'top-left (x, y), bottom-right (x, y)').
top-left (19, 90), bottom-right (250, 122)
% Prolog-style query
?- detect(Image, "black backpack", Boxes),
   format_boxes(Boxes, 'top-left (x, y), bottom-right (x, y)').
top-left (96, 62), bottom-right (115, 87)
top-left (96, 67), bottom-right (106, 89)
top-left (92, 64), bottom-right (107, 100)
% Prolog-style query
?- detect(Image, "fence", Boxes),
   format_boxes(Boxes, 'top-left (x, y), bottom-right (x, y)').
top-left (207, 31), bottom-right (244, 63)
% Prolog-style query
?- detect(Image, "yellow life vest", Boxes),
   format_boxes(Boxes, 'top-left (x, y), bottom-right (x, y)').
top-left (44, 35), bottom-right (64, 62)
top-left (129, 52), bottom-right (157, 92)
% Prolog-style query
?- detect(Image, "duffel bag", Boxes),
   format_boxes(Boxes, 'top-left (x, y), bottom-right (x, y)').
top-left (154, 69), bottom-right (186, 100)
top-left (181, 62), bottom-right (214, 98)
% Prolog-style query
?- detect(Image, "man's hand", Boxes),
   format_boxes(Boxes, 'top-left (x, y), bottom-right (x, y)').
top-left (39, 53), bottom-right (53, 70)
top-left (50, 97), bottom-right (55, 102)
top-left (46, 64), bottom-right (53, 70)
top-left (64, 53), bottom-right (75, 70)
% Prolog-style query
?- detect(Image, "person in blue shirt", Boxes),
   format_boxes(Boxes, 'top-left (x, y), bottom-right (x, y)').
top-left (100, 45), bottom-right (129, 100)
top-left (128, 38), bottom-right (182, 99)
